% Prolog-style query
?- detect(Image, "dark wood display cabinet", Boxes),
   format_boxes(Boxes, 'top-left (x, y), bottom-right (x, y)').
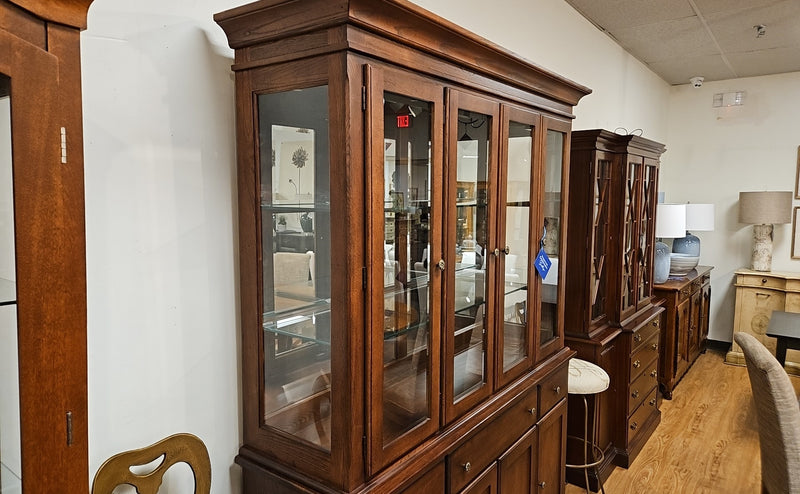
top-left (563, 130), bottom-right (665, 490)
top-left (1, 1), bottom-right (92, 492)
top-left (653, 266), bottom-right (712, 399)
top-left (214, 1), bottom-right (590, 492)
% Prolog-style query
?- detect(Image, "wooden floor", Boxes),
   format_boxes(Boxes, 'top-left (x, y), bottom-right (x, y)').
top-left (566, 349), bottom-right (800, 494)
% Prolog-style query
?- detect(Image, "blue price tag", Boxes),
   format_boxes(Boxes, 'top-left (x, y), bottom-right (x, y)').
top-left (534, 247), bottom-right (552, 279)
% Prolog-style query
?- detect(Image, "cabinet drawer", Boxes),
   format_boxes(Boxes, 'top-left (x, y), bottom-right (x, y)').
top-left (539, 365), bottom-right (568, 417)
top-left (448, 387), bottom-right (538, 492)
top-left (627, 360), bottom-right (658, 414)
top-left (631, 316), bottom-right (660, 355)
top-left (737, 274), bottom-right (787, 291)
top-left (630, 333), bottom-right (659, 379)
top-left (628, 387), bottom-right (658, 443)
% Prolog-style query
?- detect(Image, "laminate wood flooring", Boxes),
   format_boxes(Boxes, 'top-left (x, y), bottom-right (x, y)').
top-left (565, 349), bottom-right (800, 494)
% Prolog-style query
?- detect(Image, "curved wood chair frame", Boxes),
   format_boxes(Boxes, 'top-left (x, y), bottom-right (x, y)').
top-left (91, 433), bottom-right (211, 494)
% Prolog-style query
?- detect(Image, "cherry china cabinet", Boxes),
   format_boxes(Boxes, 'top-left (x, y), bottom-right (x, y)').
top-left (1, 1), bottom-right (92, 492)
top-left (563, 130), bottom-right (665, 490)
top-left (215, 1), bottom-right (591, 492)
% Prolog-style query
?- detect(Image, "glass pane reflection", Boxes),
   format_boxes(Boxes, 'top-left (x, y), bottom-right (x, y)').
top-left (382, 91), bottom-right (432, 445)
top-left (258, 86), bottom-right (332, 450)
top-left (502, 122), bottom-right (532, 371)
top-left (540, 130), bottom-right (564, 347)
top-left (453, 109), bottom-right (490, 402)
top-left (0, 73), bottom-right (22, 491)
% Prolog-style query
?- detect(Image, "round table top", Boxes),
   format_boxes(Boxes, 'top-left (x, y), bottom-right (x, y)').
top-left (568, 358), bottom-right (610, 394)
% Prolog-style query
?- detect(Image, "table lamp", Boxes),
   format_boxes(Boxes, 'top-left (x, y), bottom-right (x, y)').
top-left (739, 191), bottom-right (792, 272)
top-left (654, 203), bottom-right (686, 284)
top-left (672, 203), bottom-right (715, 257)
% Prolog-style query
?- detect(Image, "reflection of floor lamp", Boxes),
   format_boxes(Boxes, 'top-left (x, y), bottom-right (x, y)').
top-left (739, 191), bottom-right (792, 272)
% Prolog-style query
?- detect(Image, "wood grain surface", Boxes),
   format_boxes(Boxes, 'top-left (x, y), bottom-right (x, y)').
top-left (567, 349), bottom-right (800, 493)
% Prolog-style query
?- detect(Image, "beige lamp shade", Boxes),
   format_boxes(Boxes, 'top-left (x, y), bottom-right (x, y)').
top-left (685, 203), bottom-right (715, 231)
top-left (739, 191), bottom-right (792, 224)
top-left (655, 203), bottom-right (687, 238)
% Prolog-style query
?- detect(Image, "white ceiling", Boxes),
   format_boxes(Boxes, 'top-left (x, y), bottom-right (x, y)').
top-left (563, 0), bottom-right (800, 85)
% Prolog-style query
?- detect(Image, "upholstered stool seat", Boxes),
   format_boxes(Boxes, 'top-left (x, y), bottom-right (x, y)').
top-left (566, 358), bottom-right (610, 494)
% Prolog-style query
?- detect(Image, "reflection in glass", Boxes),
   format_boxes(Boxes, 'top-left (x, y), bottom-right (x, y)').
top-left (0, 73), bottom-right (21, 490)
top-left (638, 165), bottom-right (657, 300)
top-left (452, 109), bottom-right (490, 401)
top-left (258, 86), bottom-right (332, 449)
top-left (502, 122), bottom-right (532, 371)
top-left (540, 130), bottom-right (564, 347)
top-left (591, 160), bottom-right (611, 320)
top-left (622, 162), bottom-right (639, 311)
top-left (382, 92), bottom-right (432, 445)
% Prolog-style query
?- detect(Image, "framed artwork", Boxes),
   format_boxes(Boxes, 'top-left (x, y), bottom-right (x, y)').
top-left (796, 145), bottom-right (800, 199)
top-left (793, 207), bottom-right (800, 259)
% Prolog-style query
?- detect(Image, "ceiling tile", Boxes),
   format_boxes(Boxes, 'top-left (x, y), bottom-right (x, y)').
top-left (706, 1), bottom-right (800, 53)
top-left (610, 16), bottom-right (716, 63)
top-left (647, 54), bottom-right (735, 85)
top-left (727, 47), bottom-right (800, 78)
top-left (566, 0), bottom-right (695, 31)
top-left (693, 0), bottom-right (784, 16)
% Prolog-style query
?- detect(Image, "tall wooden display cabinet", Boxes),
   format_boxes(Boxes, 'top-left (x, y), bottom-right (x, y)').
top-left (564, 130), bottom-right (665, 489)
top-left (214, 1), bottom-right (591, 492)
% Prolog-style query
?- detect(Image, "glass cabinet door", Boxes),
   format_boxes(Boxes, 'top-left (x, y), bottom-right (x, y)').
top-left (497, 106), bottom-right (539, 385)
top-left (620, 157), bottom-right (643, 319)
top-left (537, 120), bottom-right (569, 360)
top-left (444, 90), bottom-right (498, 421)
top-left (636, 159), bottom-right (659, 308)
top-left (258, 85), bottom-right (333, 450)
top-left (590, 152), bottom-right (612, 325)
top-left (367, 67), bottom-right (442, 469)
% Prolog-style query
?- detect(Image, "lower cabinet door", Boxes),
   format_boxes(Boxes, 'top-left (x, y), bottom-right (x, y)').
top-left (460, 463), bottom-right (498, 494)
top-left (498, 426), bottom-right (537, 494)
top-left (536, 399), bottom-right (566, 494)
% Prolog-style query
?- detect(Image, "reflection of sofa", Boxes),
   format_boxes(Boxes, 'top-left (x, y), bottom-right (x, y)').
top-left (274, 251), bottom-right (315, 309)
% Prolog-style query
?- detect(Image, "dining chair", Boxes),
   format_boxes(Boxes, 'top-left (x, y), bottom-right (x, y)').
top-left (735, 332), bottom-right (800, 494)
top-left (91, 433), bottom-right (211, 494)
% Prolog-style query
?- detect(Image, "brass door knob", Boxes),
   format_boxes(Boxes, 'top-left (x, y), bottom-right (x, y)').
top-left (437, 259), bottom-right (446, 271)
top-left (527, 408), bottom-right (536, 415)
top-left (538, 481), bottom-right (547, 489)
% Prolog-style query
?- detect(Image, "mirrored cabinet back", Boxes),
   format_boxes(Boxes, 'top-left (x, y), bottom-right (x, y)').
top-left (215, 1), bottom-right (590, 491)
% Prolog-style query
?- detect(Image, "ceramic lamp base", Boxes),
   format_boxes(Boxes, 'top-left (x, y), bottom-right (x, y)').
top-left (672, 232), bottom-right (700, 257)
top-left (751, 224), bottom-right (773, 272)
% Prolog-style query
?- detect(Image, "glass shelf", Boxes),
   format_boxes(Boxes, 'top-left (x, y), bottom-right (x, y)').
top-left (0, 278), bottom-right (15, 306)
top-left (264, 299), bottom-right (332, 345)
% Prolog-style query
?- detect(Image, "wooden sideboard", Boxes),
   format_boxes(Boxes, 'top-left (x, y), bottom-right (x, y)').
top-left (653, 266), bottom-right (712, 399)
top-left (726, 269), bottom-right (800, 375)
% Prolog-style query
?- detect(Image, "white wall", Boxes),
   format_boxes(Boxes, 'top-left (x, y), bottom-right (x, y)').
top-left (664, 72), bottom-right (800, 342)
top-left (80, 0), bottom-right (670, 491)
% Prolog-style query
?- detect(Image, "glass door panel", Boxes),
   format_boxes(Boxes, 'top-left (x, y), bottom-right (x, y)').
top-left (539, 128), bottom-right (565, 352)
top-left (591, 157), bottom-right (612, 322)
top-left (637, 161), bottom-right (658, 306)
top-left (499, 114), bottom-right (536, 378)
top-left (258, 85), bottom-right (332, 450)
top-left (445, 90), bottom-right (498, 420)
top-left (620, 160), bottom-right (639, 316)
top-left (381, 90), bottom-right (433, 445)
top-left (0, 72), bottom-right (21, 492)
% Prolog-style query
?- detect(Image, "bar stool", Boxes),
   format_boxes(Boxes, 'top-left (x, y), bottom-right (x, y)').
top-left (566, 358), bottom-right (610, 494)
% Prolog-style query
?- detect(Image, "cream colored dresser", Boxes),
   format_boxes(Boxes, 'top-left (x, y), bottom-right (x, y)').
top-left (726, 269), bottom-right (800, 374)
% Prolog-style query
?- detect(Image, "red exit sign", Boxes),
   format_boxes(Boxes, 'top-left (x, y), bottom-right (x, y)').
top-left (397, 115), bottom-right (410, 128)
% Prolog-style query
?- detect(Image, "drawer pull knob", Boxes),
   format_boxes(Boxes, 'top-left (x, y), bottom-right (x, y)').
top-left (652, 320), bottom-right (659, 327)
top-left (650, 370), bottom-right (657, 378)
top-left (762, 278), bottom-right (768, 284)
top-left (553, 385), bottom-right (561, 395)
top-left (649, 398), bottom-right (657, 407)
top-left (463, 461), bottom-right (471, 472)
top-left (633, 360), bottom-right (641, 369)
top-left (651, 343), bottom-right (658, 350)
top-left (632, 390), bottom-right (639, 399)
top-left (528, 407), bottom-right (536, 415)
top-left (630, 421), bottom-right (638, 431)
top-left (538, 481), bottom-right (547, 489)
top-left (634, 334), bottom-right (642, 343)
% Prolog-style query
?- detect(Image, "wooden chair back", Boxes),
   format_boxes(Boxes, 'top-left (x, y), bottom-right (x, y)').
top-left (91, 433), bottom-right (210, 494)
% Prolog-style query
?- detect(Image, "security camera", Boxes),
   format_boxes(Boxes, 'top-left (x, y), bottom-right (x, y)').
top-left (690, 76), bottom-right (704, 88)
